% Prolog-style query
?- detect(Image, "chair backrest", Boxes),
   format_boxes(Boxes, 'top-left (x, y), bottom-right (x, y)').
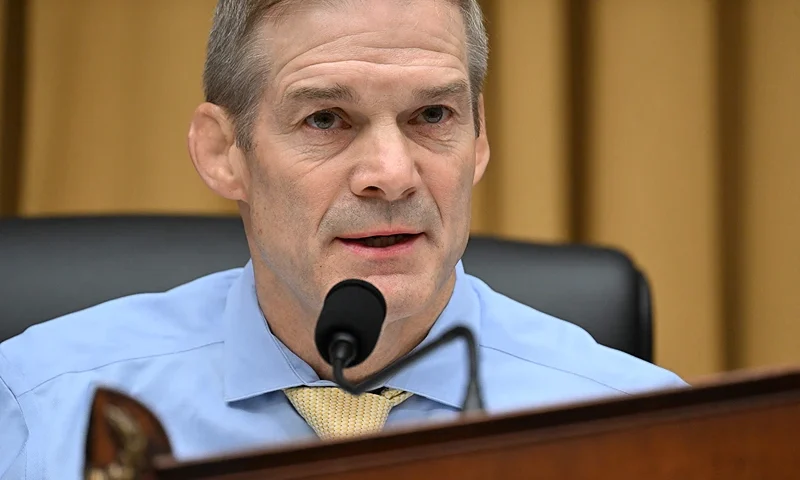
top-left (0, 215), bottom-right (653, 361)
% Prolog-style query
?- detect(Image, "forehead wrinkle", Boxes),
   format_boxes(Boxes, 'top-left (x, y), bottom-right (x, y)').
top-left (272, 34), bottom-right (467, 85)
top-left (275, 60), bottom-right (467, 106)
top-left (260, 1), bottom-right (472, 122)
top-left (261, 1), bottom-right (468, 80)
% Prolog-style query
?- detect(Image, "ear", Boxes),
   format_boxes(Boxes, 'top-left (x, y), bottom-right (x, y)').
top-left (473, 94), bottom-right (490, 186)
top-left (187, 103), bottom-right (249, 201)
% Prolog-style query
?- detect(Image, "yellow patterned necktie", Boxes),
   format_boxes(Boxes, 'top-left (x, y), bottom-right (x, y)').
top-left (284, 387), bottom-right (413, 440)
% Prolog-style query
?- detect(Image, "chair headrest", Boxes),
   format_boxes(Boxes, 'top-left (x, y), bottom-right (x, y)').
top-left (0, 215), bottom-right (652, 361)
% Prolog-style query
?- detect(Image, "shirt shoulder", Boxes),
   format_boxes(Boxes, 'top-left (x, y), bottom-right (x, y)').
top-left (0, 268), bottom-right (242, 396)
top-left (467, 275), bottom-right (687, 399)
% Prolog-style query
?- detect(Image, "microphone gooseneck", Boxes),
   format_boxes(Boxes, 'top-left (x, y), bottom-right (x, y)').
top-left (315, 279), bottom-right (485, 414)
top-left (332, 325), bottom-right (484, 413)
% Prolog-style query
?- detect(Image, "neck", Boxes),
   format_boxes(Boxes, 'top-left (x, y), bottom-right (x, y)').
top-left (253, 269), bottom-right (457, 384)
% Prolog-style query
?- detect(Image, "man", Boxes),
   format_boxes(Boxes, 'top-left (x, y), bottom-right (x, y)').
top-left (0, 0), bottom-right (686, 478)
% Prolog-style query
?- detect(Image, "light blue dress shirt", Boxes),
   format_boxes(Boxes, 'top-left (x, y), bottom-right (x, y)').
top-left (0, 260), bottom-right (686, 479)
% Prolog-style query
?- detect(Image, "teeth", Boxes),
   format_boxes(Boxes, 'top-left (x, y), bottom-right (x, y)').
top-left (362, 234), bottom-right (407, 248)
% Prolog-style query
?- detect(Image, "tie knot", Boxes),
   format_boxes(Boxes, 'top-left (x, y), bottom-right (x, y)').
top-left (284, 387), bottom-right (412, 440)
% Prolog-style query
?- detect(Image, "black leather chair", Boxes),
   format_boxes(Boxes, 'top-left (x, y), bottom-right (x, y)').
top-left (0, 216), bottom-right (653, 361)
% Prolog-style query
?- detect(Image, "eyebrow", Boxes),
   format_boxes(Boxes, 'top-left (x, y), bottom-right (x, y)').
top-left (284, 80), bottom-right (469, 105)
top-left (283, 84), bottom-right (359, 105)
top-left (412, 80), bottom-right (470, 103)
top-left (275, 79), bottom-right (471, 122)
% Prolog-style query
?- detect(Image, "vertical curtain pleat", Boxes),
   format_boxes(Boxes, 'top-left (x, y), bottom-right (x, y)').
top-left (737, 0), bottom-right (800, 369)
top-left (582, 0), bottom-right (723, 376)
top-left (0, 0), bottom-right (26, 216)
top-left (477, 0), bottom-right (571, 242)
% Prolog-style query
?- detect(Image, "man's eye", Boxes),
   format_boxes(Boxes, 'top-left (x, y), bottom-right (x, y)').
top-left (414, 106), bottom-right (450, 125)
top-left (305, 111), bottom-right (341, 130)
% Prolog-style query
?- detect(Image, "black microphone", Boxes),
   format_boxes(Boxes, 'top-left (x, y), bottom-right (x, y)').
top-left (314, 279), bottom-right (485, 413)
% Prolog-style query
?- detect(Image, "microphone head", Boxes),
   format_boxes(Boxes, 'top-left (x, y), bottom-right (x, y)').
top-left (315, 279), bottom-right (387, 367)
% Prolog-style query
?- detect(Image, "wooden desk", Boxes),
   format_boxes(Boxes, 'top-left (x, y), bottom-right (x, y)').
top-left (85, 368), bottom-right (800, 479)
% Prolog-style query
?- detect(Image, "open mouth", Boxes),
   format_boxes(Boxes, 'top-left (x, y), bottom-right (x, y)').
top-left (340, 233), bottom-right (420, 248)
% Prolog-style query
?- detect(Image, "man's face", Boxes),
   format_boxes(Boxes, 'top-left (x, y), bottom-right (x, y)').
top-left (244, 0), bottom-right (489, 323)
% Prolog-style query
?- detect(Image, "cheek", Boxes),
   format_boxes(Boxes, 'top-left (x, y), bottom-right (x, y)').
top-left (426, 154), bottom-right (475, 224)
top-left (256, 180), bottom-right (309, 239)
top-left (251, 159), bottom-right (342, 244)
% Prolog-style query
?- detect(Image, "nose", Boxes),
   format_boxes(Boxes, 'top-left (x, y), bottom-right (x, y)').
top-left (350, 125), bottom-right (420, 202)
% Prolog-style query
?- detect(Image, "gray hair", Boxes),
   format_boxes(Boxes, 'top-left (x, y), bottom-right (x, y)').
top-left (203, 0), bottom-right (489, 152)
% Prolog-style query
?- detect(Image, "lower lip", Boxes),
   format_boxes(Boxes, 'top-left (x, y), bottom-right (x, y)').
top-left (337, 234), bottom-right (422, 259)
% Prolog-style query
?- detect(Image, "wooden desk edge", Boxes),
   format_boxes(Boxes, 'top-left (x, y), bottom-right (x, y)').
top-left (151, 367), bottom-right (800, 478)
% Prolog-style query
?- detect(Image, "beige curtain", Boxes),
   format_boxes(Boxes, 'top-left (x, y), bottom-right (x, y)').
top-left (6, 0), bottom-right (800, 380)
top-left (18, 0), bottom-right (232, 214)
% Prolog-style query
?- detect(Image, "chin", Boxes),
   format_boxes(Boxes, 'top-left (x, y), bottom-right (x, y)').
top-left (368, 272), bottom-right (424, 299)
top-left (368, 272), bottom-right (451, 324)
top-left (383, 296), bottom-right (430, 325)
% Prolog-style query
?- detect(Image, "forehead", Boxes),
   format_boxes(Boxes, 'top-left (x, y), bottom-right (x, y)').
top-left (258, 0), bottom-right (469, 97)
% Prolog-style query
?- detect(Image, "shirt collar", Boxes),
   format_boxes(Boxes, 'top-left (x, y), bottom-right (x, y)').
top-left (222, 261), bottom-right (307, 401)
top-left (223, 261), bottom-right (481, 409)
